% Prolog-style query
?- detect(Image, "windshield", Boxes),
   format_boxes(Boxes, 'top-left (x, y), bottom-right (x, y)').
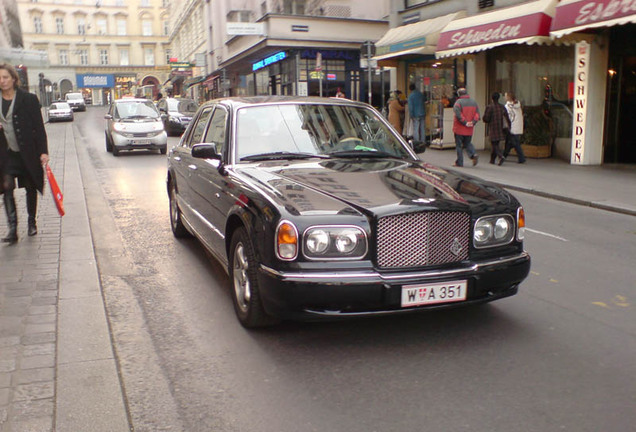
top-left (66, 94), bottom-right (83, 100)
top-left (167, 98), bottom-right (197, 114)
top-left (51, 103), bottom-right (70, 110)
top-left (235, 104), bottom-right (413, 161)
top-left (115, 101), bottom-right (160, 119)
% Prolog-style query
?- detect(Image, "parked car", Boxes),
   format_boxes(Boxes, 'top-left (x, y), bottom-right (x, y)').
top-left (47, 102), bottom-right (74, 122)
top-left (64, 92), bottom-right (86, 111)
top-left (157, 97), bottom-right (197, 136)
top-left (104, 98), bottom-right (167, 156)
top-left (167, 96), bottom-right (531, 328)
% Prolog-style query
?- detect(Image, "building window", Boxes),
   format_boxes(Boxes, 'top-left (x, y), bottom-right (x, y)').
top-left (33, 16), bottom-right (42, 33)
top-left (144, 48), bottom-right (155, 66)
top-left (96, 18), bottom-right (107, 35)
top-left (478, 0), bottom-right (495, 9)
top-left (55, 17), bottom-right (64, 34)
top-left (142, 20), bottom-right (152, 36)
top-left (77, 18), bottom-right (86, 35)
top-left (78, 49), bottom-right (88, 65)
top-left (99, 49), bottom-right (109, 65)
top-left (283, 0), bottom-right (305, 15)
top-left (120, 49), bottom-right (129, 65)
top-left (165, 49), bottom-right (172, 64)
top-left (140, 0), bottom-right (150, 7)
top-left (117, 19), bottom-right (127, 35)
top-left (162, 0), bottom-right (169, 7)
top-left (59, 50), bottom-right (69, 65)
top-left (227, 10), bottom-right (251, 22)
top-left (163, 20), bottom-right (169, 36)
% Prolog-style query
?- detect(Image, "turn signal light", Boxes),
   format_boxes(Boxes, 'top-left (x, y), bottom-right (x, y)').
top-left (276, 221), bottom-right (298, 260)
top-left (517, 207), bottom-right (526, 241)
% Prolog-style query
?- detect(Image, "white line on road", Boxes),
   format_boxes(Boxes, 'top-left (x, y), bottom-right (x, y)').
top-left (526, 228), bottom-right (569, 242)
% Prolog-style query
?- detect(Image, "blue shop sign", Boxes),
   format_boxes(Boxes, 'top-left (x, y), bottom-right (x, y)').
top-left (252, 52), bottom-right (287, 71)
top-left (77, 74), bottom-right (114, 88)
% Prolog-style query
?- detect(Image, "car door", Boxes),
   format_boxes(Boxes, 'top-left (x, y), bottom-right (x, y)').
top-left (188, 105), bottom-right (230, 260)
top-left (170, 105), bottom-right (214, 235)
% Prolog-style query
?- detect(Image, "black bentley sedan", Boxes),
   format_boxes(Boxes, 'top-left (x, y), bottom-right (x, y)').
top-left (167, 96), bottom-right (530, 328)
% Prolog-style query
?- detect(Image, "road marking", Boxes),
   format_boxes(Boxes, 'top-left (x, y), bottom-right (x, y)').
top-left (526, 228), bottom-right (569, 242)
top-left (592, 295), bottom-right (631, 310)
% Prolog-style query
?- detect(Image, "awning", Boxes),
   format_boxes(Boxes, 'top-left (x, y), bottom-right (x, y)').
top-left (183, 76), bottom-right (205, 90)
top-left (436, 0), bottom-right (558, 58)
top-left (373, 12), bottom-right (466, 60)
top-left (551, 0), bottom-right (636, 38)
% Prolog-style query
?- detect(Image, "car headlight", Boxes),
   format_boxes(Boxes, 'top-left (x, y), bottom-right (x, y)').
top-left (473, 215), bottom-right (515, 248)
top-left (303, 226), bottom-right (367, 260)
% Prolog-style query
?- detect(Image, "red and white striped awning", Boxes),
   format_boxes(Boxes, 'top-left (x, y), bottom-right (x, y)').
top-left (436, 0), bottom-right (558, 58)
top-left (551, 0), bottom-right (636, 38)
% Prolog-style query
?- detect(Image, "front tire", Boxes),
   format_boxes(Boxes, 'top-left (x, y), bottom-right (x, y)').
top-left (105, 133), bottom-right (113, 152)
top-left (229, 227), bottom-right (278, 328)
top-left (169, 181), bottom-right (191, 238)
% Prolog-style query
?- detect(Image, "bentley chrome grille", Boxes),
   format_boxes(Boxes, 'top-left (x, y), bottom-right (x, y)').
top-left (376, 211), bottom-right (470, 268)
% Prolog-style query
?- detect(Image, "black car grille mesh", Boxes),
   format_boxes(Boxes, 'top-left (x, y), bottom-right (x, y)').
top-left (376, 211), bottom-right (470, 268)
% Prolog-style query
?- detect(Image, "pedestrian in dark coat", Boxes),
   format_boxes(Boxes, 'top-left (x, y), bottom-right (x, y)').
top-left (0, 63), bottom-right (49, 244)
top-left (482, 92), bottom-right (510, 166)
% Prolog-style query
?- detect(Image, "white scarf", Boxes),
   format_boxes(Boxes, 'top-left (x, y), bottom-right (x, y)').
top-left (0, 94), bottom-right (20, 152)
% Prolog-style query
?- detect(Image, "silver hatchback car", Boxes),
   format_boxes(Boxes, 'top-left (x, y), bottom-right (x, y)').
top-left (104, 98), bottom-right (168, 156)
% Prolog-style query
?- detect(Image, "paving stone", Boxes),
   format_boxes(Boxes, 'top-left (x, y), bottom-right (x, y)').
top-left (20, 333), bottom-right (55, 346)
top-left (20, 355), bottom-right (54, 371)
top-left (10, 399), bottom-right (54, 421)
top-left (0, 338), bottom-right (19, 349)
top-left (27, 306), bottom-right (55, 316)
top-left (12, 368), bottom-right (54, 386)
top-left (24, 324), bottom-right (56, 335)
top-left (0, 361), bottom-right (15, 373)
top-left (0, 388), bottom-right (8, 406)
top-left (6, 417), bottom-right (53, 432)
top-left (25, 315), bottom-right (55, 325)
top-left (22, 344), bottom-right (54, 358)
top-left (0, 373), bottom-right (10, 388)
top-left (13, 382), bottom-right (54, 402)
top-left (30, 297), bottom-right (56, 307)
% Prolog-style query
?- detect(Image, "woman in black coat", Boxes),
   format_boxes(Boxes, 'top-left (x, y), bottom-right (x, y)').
top-left (0, 63), bottom-right (49, 244)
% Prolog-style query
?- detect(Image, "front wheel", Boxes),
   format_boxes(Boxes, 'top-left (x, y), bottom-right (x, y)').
top-left (169, 181), bottom-right (191, 238)
top-left (229, 227), bottom-right (278, 328)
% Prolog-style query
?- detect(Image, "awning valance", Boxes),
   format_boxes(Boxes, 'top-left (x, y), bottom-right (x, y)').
top-left (436, 0), bottom-right (558, 58)
top-left (373, 11), bottom-right (465, 61)
top-left (551, 0), bottom-right (636, 38)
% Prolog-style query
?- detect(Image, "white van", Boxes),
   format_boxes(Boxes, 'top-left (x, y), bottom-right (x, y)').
top-left (65, 92), bottom-right (86, 112)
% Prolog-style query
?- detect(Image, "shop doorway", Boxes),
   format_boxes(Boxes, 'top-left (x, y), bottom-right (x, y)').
top-left (604, 27), bottom-right (636, 164)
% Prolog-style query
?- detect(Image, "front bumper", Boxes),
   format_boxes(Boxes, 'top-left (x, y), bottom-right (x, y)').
top-left (257, 252), bottom-right (530, 320)
top-left (112, 132), bottom-right (168, 151)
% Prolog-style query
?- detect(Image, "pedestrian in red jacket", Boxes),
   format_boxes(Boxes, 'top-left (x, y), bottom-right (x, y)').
top-left (452, 88), bottom-right (480, 167)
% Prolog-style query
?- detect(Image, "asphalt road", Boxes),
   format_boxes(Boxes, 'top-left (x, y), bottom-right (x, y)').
top-left (69, 107), bottom-right (635, 432)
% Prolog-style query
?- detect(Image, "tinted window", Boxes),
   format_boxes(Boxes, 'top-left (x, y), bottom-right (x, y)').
top-left (203, 107), bottom-right (227, 155)
top-left (187, 107), bottom-right (214, 147)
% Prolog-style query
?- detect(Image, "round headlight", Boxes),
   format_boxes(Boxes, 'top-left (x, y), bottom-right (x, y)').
top-left (335, 230), bottom-right (359, 253)
top-left (306, 229), bottom-right (329, 254)
top-left (494, 217), bottom-right (511, 240)
top-left (474, 220), bottom-right (493, 243)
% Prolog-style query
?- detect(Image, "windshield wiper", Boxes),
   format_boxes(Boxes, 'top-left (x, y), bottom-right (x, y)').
top-left (328, 150), bottom-right (404, 159)
top-left (241, 152), bottom-right (329, 162)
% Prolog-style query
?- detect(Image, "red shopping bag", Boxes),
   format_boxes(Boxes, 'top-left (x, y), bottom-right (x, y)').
top-left (45, 164), bottom-right (65, 216)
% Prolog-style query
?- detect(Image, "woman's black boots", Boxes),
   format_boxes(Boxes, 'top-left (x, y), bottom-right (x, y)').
top-left (26, 188), bottom-right (37, 236)
top-left (2, 192), bottom-right (18, 244)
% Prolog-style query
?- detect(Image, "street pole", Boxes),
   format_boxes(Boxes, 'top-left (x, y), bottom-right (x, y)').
top-left (367, 41), bottom-right (372, 105)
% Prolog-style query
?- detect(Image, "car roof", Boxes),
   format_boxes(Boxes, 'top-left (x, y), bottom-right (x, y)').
top-left (113, 98), bottom-right (154, 103)
top-left (200, 96), bottom-right (368, 111)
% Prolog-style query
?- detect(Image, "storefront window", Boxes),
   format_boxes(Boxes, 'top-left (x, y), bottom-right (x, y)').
top-left (489, 45), bottom-right (574, 140)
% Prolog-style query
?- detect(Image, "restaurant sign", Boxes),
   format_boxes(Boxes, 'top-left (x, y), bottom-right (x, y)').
top-left (571, 41), bottom-right (590, 164)
top-left (552, 0), bottom-right (636, 32)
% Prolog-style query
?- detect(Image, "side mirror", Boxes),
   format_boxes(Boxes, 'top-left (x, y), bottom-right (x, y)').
top-left (192, 143), bottom-right (221, 160)
top-left (104, 114), bottom-right (113, 120)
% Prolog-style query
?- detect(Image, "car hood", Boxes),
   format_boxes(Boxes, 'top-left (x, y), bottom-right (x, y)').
top-left (237, 158), bottom-right (517, 217)
top-left (114, 118), bottom-right (163, 132)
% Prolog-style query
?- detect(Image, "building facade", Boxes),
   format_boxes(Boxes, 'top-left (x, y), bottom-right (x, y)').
top-left (377, 0), bottom-right (635, 165)
top-left (15, 0), bottom-right (171, 106)
top-left (168, 0), bottom-right (390, 106)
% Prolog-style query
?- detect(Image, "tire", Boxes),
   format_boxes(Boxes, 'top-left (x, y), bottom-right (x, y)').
top-left (160, 146), bottom-right (167, 155)
top-left (112, 146), bottom-right (120, 156)
top-left (105, 134), bottom-right (112, 152)
top-left (229, 227), bottom-right (279, 328)
top-left (169, 181), bottom-right (191, 238)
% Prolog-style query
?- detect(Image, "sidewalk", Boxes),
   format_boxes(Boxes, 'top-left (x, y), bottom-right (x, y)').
top-left (418, 147), bottom-right (636, 217)
top-left (0, 125), bottom-right (634, 432)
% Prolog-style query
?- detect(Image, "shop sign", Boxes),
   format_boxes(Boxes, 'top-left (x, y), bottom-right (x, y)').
top-left (76, 74), bottom-right (114, 88)
top-left (326, 74), bottom-right (337, 80)
top-left (169, 62), bottom-right (193, 68)
top-left (571, 41), bottom-right (590, 165)
top-left (375, 36), bottom-right (427, 56)
top-left (552, 0), bottom-right (636, 32)
top-left (115, 75), bottom-right (136, 86)
top-left (309, 71), bottom-right (325, 80)
top-left (171, 69), bottom-right (193, 77)
top-left (300, 49), bottom-right (356, 61)
top-left (252, 51), bottom-right (287, 71)
top-left (437, 13), bottom-right (551, 51)
top-left (227, 22), bottom-right (264, 35)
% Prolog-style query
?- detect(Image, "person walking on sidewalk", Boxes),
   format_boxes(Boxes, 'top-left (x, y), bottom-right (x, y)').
top-left (452, 87), bottom-right (480, 167)
top-left (503, 92), bottom-right (526, 164)
top-left (388, 90), bottom-right (406, 135)
top-left (408, 83), bottom-right (426, 147)
top-left (482, 92), bottom-right (511, 166)
top-left (0, 63), bottom-right (49, 244)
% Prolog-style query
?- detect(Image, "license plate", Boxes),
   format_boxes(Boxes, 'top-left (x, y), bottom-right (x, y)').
top-left (131, 139), bottom-right (150, 145)
top-left (401, 280), bottom-right (467, 307)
